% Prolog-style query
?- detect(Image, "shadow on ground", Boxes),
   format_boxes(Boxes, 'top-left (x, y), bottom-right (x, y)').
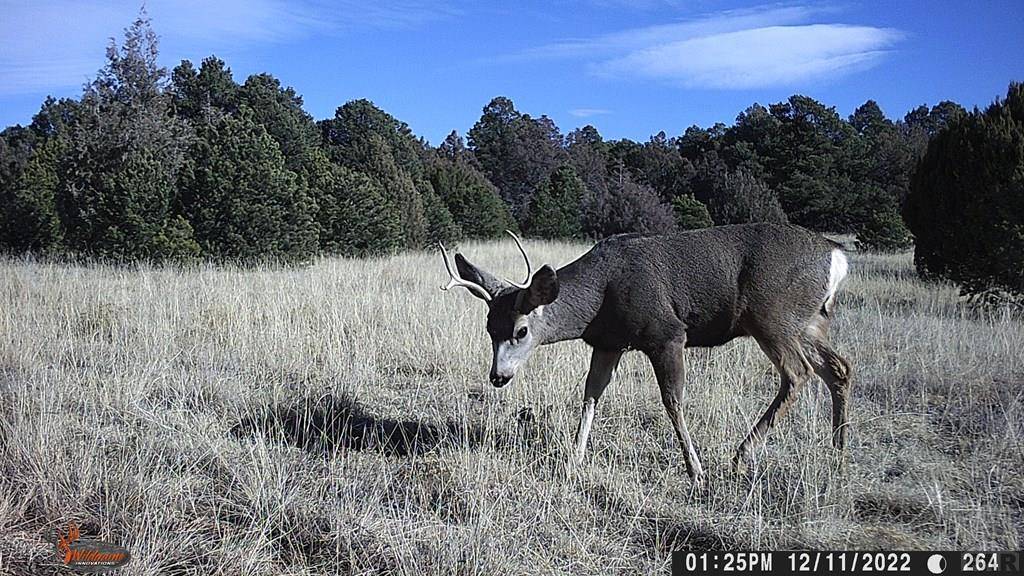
top-left (584, 480), bottom-right (745, 552)
top-left (233, 394), bottom-right (487, 457)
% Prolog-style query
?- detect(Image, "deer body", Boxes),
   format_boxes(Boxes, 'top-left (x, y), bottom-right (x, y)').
top-left (441, 223), bottom-right (852, 485)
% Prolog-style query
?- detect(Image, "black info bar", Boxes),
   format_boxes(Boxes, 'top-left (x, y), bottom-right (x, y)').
top-left (672, 551), bottom-right (1023, 575)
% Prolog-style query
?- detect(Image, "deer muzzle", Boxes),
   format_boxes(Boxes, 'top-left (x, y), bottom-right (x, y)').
top-left (489, 371), bottom-right (512, 388)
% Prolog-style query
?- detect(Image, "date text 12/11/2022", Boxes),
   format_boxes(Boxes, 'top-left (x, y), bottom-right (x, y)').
top-left (672, 551), bottom-right (1022, 575)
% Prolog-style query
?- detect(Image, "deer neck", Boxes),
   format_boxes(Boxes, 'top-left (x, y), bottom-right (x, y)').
top-left (534, 260), bottom-right (604, 345)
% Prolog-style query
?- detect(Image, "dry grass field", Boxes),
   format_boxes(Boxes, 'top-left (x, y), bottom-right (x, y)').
top-left (1, 239), bottom-right (1022, 575)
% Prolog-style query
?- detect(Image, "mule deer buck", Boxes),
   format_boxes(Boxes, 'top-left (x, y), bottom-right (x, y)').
top-left (439, 224), bottom-right (852, 484)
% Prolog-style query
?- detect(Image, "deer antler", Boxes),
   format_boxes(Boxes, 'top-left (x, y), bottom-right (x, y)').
top-left (503, 230), bottom-right (533, 289)
top-left (439, 242), bottom-right (493, 301)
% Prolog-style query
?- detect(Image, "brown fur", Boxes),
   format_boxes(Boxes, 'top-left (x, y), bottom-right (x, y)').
top-left (451, 223), bottom-right (853, 483)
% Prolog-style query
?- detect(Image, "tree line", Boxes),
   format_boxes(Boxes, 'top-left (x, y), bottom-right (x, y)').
top-left (1, 16), bottom-right (1021, 295)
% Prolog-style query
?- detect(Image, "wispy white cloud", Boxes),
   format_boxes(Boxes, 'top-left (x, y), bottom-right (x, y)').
top-left (516, 4), bottom-right (833, 60)
top-left (0, 0), bottom-right (457, 96)
top-left (513, 4), bottom-right (903, 89)
top-left (598, 24), bottom-right (903, 89)
top-left (569, 107), bottom-right (612, 117)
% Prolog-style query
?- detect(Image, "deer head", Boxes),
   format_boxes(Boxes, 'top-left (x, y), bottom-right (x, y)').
top-left (440, 231), bottom-right (559, 387)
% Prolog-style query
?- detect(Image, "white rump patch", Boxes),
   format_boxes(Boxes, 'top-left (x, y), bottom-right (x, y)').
top-left (824, 248), bottom-right (849, 309)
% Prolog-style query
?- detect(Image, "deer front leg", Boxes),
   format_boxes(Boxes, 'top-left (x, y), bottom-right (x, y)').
top-left (648, 339), bottom-right (705, 485)
top-left (573, 348), bottom-right (622, 465)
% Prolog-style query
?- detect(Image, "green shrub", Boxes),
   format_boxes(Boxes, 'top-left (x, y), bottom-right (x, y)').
top-left (671, 194), bottom-right (713, 230)
top-left (858, 208), bottom-right (913, 252)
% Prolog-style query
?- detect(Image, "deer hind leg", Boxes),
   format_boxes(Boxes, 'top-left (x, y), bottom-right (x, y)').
top-left (573, 348), bottom-right (622, 465)
top-left (733, 336), bottom-right (814, 474)
top-left (648, 339), bottom-right (704, 485)
top-left (802, 314), bottom-right (854, 450)
top-left (805, 335), bottom-right (853, 451)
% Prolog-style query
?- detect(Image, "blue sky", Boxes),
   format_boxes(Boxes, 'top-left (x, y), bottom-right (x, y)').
top-left (1, 1), bottom-right (1022, 144)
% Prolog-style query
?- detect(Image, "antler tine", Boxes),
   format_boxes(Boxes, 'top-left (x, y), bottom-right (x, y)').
top-left (438, 242), bottom-right (493, 302)
top-left (504, 230), bottom-right (533, 289)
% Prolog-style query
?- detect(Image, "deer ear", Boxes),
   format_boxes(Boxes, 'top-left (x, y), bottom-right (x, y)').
top-left (517, 265), bottom-right (559, 313)
top-left (454, 253), bottom-right (509, 301)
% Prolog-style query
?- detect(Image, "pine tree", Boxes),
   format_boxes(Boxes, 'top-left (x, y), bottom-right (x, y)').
top-left (170, 56), bottom-right (239, 122)
top-left (468, 97), bottom-right (566, 224)
top-left (320, 100), bottom-right (433, 248)
top-left (180, 107), bottom-right (317, 261)
top-left (905, 82), bottom-right (1024, 295)
top-left (672, 195), bottom-right (713, 231)
top-left (57, 12), bottom-right (196, 260)
top-left (685, 155), bottom-right (786, 225)
top-left (352, 133), bottom-right (427, 248)
top-left (858, 208), bottom-right (913, 252)
top-left (238, 73), bottom-right (319, 172)
top-left (582, 165), bottom-right (677, 237)
top-left (527, 165), bottom-right (584, 238)
top-left (304, 149), bottom-right (402, 255)
top-left (429, 157), bottom-right (515, 239)
top-left (1, 136), bottom-right (63, 252)
top-left (607, 131), bottom-right (688, 201)
top-left (566, 126), bottom-right (609, 200)
top-left (421, 180), bottom-right (462, 245)
top-left (764, 96), bottom-right (852, 230)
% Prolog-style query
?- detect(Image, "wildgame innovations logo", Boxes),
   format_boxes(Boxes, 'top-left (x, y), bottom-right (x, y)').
top-left (48, 522), bottom-right (130, 573)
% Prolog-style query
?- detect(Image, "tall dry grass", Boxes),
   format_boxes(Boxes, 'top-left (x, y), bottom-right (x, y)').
top-left (0, 240), bottom-right (1021, 575)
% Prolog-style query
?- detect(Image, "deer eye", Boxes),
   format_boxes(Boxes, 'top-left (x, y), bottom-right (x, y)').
top-left (515, 326), bottom-right (528, 340)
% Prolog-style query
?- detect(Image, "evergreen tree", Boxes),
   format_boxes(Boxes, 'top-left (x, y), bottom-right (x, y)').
top-left (419, 178), bottom-right (462, 245)
top-left (671, 194), bottom-right (713, 231)
top-left (903, 101), bottom-right (968, 159)
top-left (528, 165), bottom-right (584, 238)
top-left (179, 107), bottom-right (317, 261)
top-left (304, 149), bottom-right (402, 255)
top-left (858, 208), bottom-right (913, 252)
top-left (566, 125), bottom-right (610, 201)
top-left (904, 101), bottom-right (968, 138)
top-left (429, 154), bottom-right (514, 239)
top-left (437, 130), bottom-right (483, 170)
top-left (679, 123), bottom-right (728, 161)
top-left (710, 169), bottom-right (787, 226)
top-left (849, 100), bottom-right (889, 136)
top-left (846, 99), bottom-right (916, 216)
top-left (0, 14), bottom-right (984, 265)
top-left (238, 73), bottom-right (319, 172)
top-left (57, 12), bottom-right (196, 260)
top-left (320, 100), bottom-right (439, 248)
top-left (0, 126), bottom-right (37, 250)
top-left (582, 165), bottom-right (676, 237)
top-left (763, 96), bottom-right (852, 230)
top-left (2, 138), bottom-right (64, 252)
top-left (468, 96), bottom-right (566, 224)
top-left (905, 82), bottom-right (1024, 295)
top-left (686, 155), bottom-right (786, 225)
top-left (322, 99), bottom-right (426, 179)
top-left (0, 126), bottom-right (35, 193)
top-left (170, 56), bottom-right (239, 122)
top-left (608, 131), bottom-right (688, 201)
top-left (347, 131), bottom-right (427, 248)
top-left (2, 98), bottom-right (82, 253)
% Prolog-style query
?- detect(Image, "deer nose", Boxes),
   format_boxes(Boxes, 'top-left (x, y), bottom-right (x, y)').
top-left (490, 373), bottom-right (512, 388)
